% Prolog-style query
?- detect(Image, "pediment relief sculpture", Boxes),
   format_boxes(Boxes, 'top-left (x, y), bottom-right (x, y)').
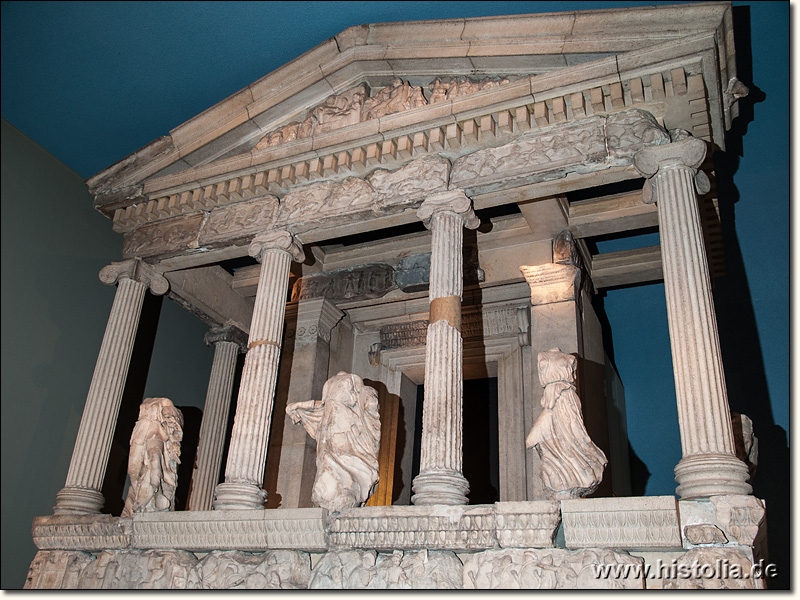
top-left (255, 76), bottom-right (511, 150)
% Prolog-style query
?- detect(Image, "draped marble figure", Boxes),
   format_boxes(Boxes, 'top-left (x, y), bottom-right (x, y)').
top-left (121, 397), bottom-right (184, 516)
top-left (526, 349), bottom-right (606, 499)
top-left (286, 372), bottom-right (381, 511)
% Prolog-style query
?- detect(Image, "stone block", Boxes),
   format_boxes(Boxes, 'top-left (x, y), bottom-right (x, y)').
top-left (329, 504), bottom-right (497, 551)
top-left (495, 501), bottom-right (560, 548)
top-left (561, 496), bottom-right (682, 550)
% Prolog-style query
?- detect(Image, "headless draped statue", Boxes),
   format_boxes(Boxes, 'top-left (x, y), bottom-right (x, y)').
top-left (526, 349), bottom-right (607, 499)
top-left (122, 397), bottom-right (183, 516)
top-left (286, 372), bottom-right (381, 512)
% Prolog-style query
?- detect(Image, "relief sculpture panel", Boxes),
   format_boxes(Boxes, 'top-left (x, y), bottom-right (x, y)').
top-left (291, 264), bottom-right (396, 303)
top-left (198, 195), bottom-right (279, 248)
top-left (276, 177), bottom-right (374, 227)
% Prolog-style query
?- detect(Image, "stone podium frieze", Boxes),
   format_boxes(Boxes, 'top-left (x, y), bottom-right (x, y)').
top-left (286, 372), bottom-right (381, 512)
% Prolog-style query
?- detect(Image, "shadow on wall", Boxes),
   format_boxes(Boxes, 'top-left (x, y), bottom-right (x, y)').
top-left (101, 293), bottom-right (163, 516)
top-left (708, 5), bottom-right (789, 590)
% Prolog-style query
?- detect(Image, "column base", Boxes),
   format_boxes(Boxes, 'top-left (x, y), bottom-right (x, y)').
top-left (53, 487), bottom-right (105, 515)
top-left (411, 470), bottom-right (469, 505)
top-left (675, 453), bottom-right (752, 499)
top-left (213, 482), bottom-right (267, 510)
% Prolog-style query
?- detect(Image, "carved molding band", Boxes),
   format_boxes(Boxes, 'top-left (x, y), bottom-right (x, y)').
top-left (561, 496), bottom-right (682, 550)
top-left (379, 307), bottom-right (529, 350)
top-left (110, 66), bottom-right (710, 233)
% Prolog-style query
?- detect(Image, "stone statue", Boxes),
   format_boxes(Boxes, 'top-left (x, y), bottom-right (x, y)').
top-left (121, 397), bottom-right (183, 516)
top-left (525, 349), bottom-right (606, 499)
top-left (286, 372), bottom-right (381, 511)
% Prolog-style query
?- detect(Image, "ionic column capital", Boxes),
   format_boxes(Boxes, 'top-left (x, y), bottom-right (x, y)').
top-left (249, 229), bottom-right (305, 263)
top-left (417, 189), bottom-right (480, 230)
top-left (634, 131), bottom-right (711, 205)
top-left (204, 325), bottom-right (248, 352)
top-left (98, 258), bottom-right (169, 295)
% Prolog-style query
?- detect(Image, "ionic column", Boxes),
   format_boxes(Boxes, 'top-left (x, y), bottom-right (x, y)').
top-left (186, 326), bottom-right (247, 511)
top-left (411, 190), bottom-right (479, 505)
top-left (214, 230), bottom-right (305, 510)
top-left (54, 259), bottom-right (169, 514)
top-left (634, 131), bottom-right (751, 498)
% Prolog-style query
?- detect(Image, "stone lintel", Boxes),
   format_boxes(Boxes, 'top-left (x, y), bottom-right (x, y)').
top-left (131, 509), bottom-right (328, 552)
top-left (561, 496), bottom-right (682, 550)
top-left (32, 515), bottom-right (132, 551)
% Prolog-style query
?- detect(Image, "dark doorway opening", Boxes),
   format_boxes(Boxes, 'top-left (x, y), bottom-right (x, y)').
top-left (411, 377), bottom-right (499, 504)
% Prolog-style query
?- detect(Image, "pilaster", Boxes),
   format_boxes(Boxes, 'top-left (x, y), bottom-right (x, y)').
top-left (267, 298), bottom-right (345, 508)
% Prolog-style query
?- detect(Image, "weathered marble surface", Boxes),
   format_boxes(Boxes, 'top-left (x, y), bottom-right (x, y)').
top-left (562, 496), bottom-right (682, 550)
top-left (462, 548), bottom-right (644, 589)
top-left (77, 549), bottom-right (197, 589)
top-left (254, 77), bottom-right (508, 150)
top-left (309, 549), bottom-right (462, 589)
top-left (291, 264), bottom-right (396, 303)
top-left (526, 349), bottom-right (606, 499)
top-left (287, 372), bottom-right (381, 512)
top-left (662, 547), bottom-right (764, 589)
top-left (187, 550), bottom-right (311, 589)
top-left (121, 397), bottom-right (184, 517)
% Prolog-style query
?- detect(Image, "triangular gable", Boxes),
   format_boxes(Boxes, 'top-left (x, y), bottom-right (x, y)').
top-left (87, 2), bottom-right (737, 223)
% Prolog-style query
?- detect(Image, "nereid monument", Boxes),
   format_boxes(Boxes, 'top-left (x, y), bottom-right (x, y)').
top-left (25, 3), bottom-right (769, 590)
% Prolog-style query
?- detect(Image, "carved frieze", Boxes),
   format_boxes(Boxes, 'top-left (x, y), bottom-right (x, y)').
top-left (450, 109), bottom-right (669, 192)
top-left (24, 550), bottom-right (95, 589)
top-left (709, 495), bottom-right (766, 547)
top-left (606, 108), bottom-right (670, 157)
top-left (122, 213), bottom-right (204, 259)
top-left (429, 77), bottom-right (511, 103)
top-left (254, 77), bottom-right (510, 152)
top-left (379, 307), bottom-right (527, 350)
top-left (561, 496), bottom-right (682, 550)
top-left (329, 505), bottom-right (497, 551)
top-left (309, 549), bottom-right (463, 589)
top-left (684, 524), bottom-right (728, 545)
top-left (198, 195), bottom-right (279, 248)
top-left (32, 515), bottom-right (132, 551)
top-left (130, 509), bottom-right (328, 552)
top-left (186, 550), bottom-right (311, 589)
top-left (450, 115), bottom-right (608, 190)
top-left (291, 264), bottom-right (396, 303)
top-left (75, 549), bottom-right (198, 589)
top-left (662, 547), bottom-right (764, 589)
top-left (276, 177), bottom-right (374, 227)
top-left (462, 548), bottom-right (644, 589)
top-left (495, 501), bottom-right (561, 549)
top-left (368, 155), bottom-right (451, 214)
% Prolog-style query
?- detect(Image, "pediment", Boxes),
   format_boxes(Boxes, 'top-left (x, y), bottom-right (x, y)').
top-left (85, 3), bottom-right (741, 278)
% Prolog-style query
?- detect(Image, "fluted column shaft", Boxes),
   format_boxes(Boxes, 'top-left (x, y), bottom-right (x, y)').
top-left (635, 133), bottom-right (751, 498)
top-left (214, 230), bottom-right (304, 510)
top-left (186, 327), bottom-right (246, 511)
top-left (412, 190), bottom-right (479, 505)
top-left (54, 259), bottom-right (168, 514)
